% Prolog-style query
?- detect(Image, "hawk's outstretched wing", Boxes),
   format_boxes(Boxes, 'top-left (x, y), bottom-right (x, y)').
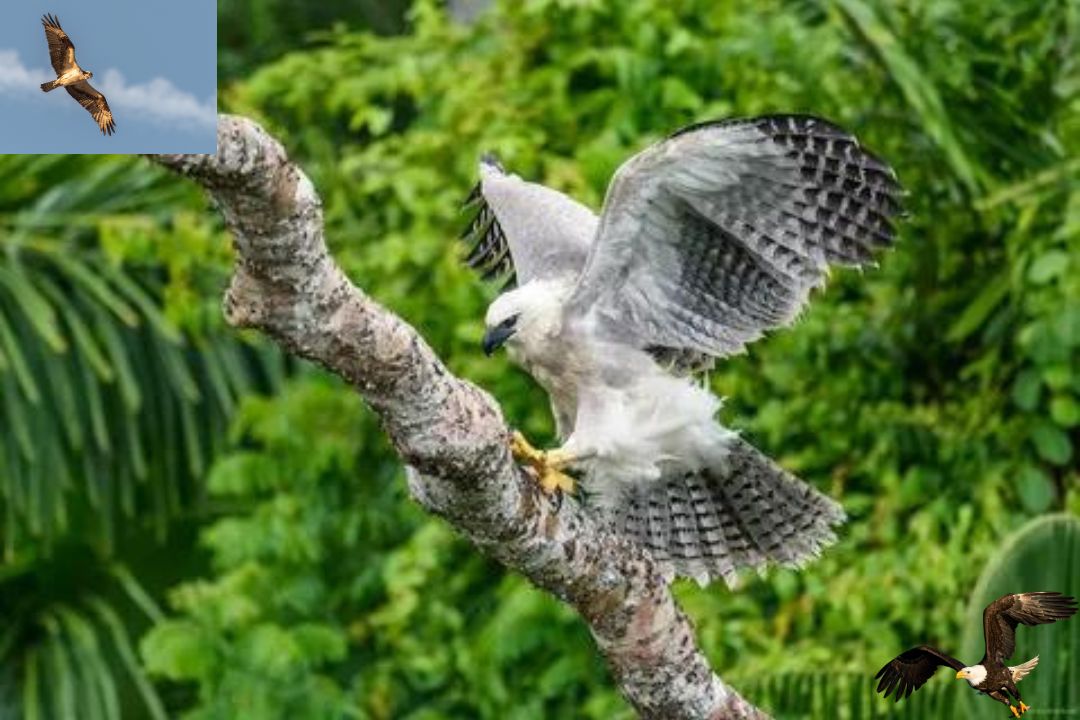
top-left (460, 155), bottom-right (596, 289)
top-left (982, 592), bottom-right (1077, 664)
top-left (65, 81), bottom-right (116, 136)
top-left (566, 115), bottom-right (904, 357)
top-left (42, 14), bottom-right (77, 74)
top-left (875, 645), bottom-right (964, 701)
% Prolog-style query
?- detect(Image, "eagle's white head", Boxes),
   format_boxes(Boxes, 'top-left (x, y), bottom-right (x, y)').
top-left (956, 665), bottom-right (987, 687)
top-left (482, 280), bottom-right (570, 358)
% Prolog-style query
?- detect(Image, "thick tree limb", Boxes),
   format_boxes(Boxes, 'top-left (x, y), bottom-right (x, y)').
top-left (153, 115), bottom-right (769, 720)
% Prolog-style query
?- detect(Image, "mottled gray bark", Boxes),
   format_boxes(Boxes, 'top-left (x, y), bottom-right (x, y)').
top-left (153, 115), bottom-right (769, 720)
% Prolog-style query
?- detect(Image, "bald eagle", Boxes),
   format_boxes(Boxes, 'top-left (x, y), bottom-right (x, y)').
top-left (875, 592), bottom-right (1077, 717)
top-left (39, 13), bottom-right (116, 136)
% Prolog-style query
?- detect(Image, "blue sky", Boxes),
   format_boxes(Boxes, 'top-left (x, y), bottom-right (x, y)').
top-left (0, 0), bottom-right (216, 153)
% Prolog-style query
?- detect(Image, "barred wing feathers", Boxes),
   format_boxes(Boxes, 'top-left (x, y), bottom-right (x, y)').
top-left (66, 81), bottom-right (116, 136)
top-left (568, 115), bottom-right (903, 357)
top-left (609, 436), bottom-right (845, 587)
top-left (42, 13), bottom-right (77, 74)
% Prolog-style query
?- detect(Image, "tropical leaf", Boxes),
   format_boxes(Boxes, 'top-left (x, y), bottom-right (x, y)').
top-left (0, 549), bottom-right (171, 720)
top-left (0, 155), bottom-right (286, 555)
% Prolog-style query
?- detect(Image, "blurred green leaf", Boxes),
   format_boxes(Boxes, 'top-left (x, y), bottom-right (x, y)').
top-left (1030, 421), bottom-right (1073, 466)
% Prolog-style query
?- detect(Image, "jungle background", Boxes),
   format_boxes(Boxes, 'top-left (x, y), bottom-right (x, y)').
top-left (1, 0), bottom-right (1078, 718)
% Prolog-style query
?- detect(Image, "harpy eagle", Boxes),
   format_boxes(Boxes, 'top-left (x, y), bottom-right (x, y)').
top-left (39, 13), bottom-right (116, 136)
top-left (461, 115), bottom-right (902, 586)
top-left (876, 592), bottom-right (1077, 717)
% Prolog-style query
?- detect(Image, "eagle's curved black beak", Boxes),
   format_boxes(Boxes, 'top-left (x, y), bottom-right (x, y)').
top-left (482, 316), bottom-right (518, 356)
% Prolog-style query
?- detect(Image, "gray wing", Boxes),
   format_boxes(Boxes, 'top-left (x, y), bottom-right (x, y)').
top-left (565, 115), bottom-right (903, 357)
top-left (65, 81), bottom-right (116, 136)
top-left (460, 155), bottom-right (595, 288)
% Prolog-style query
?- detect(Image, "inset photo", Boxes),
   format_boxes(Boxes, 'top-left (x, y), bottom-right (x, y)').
top-left (0, 1), bottom-right (215, 153)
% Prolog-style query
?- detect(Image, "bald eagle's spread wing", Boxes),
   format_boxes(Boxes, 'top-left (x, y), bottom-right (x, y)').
top-left (461, 155), bottom-right (596, 290)
top-left (65, 81), bottom-right (115, 136)
top-left (982, 592), bottom-right (1078, 664)
top-left (565, 115), bottom-right (903, 358)
top-left (42, 14), bottom-right (77, 74)
top-left (875, 645), bottom-right (964, 701)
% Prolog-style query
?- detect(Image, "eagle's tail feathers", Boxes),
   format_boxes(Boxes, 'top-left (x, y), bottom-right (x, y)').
top-left (40, 79), bottom-right (59, 92)
top-left (1011, 656), bottom-right (1039, 682)
top-left (609, 437), bottom-right (845, 587)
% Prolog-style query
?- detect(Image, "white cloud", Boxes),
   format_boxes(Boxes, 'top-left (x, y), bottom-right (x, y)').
top-left (0, 49), bottom-right (52, 88)
top-left (0, 49), bottom-right (215, 130)
top-left (98, 68), bottom-right (216, 129)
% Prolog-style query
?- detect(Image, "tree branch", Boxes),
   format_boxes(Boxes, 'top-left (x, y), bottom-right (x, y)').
top-left (153, 115), bottom-right (769, 720)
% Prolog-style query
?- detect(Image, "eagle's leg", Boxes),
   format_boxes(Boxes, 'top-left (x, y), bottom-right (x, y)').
top-left (1019, 702), bottom-right (1030, 715)
top-left (509, 431), bottom-right (576, 495)
top-left (1009, 705), bottom-right (1021, 718)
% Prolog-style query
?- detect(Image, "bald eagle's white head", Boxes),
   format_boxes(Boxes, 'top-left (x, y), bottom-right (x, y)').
top-left (956, 665), bottom-right (987, 687)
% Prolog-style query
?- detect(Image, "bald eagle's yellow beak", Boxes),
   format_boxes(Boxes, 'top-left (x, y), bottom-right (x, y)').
top-left (956, 670), bottom-right (966, 679)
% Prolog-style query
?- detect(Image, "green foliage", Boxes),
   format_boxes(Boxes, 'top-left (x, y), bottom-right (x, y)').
top-left (0, 155), bottom-right (285, 554)
top-left (140, 380), bottom-right (627, 719)
top-left (217, 0), bottom-right (410, 82)
top-left (139, 380), bottom-right (377, 719)
top-left (0, 550), bottom-right (169, 720)
top-left (746, 671), bottom-right (961, 719)
top-left (0, 154), bottom-right (284, 718)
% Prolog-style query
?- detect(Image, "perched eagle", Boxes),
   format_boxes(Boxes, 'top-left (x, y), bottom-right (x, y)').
top-left (460, 115), bottom-right (903, 586)
top-left (39, 13), bottom-right (116, 136)
top-left (876, 592), bottom-right (1077, 717)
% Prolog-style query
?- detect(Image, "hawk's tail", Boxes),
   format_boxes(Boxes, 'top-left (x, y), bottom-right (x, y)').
top-left (40, 79), bottom-right (60, 92)
top-left (607, 436), bottom-right (845, 587)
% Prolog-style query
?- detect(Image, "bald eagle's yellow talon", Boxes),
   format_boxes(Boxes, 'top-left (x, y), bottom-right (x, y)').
top-left (1009, 705), bottom-right (1020, 718)
top-left (509, 431), bottom-right (577, 495)
top-left (1019, 702), bottom-right (1030, 714)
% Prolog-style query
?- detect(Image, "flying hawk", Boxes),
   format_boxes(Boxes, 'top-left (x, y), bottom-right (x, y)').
top-left (876, 592), bottom-right (1077, 717)
top-left (460, 115), bottom-right (903, 586)
top-left (39, 13), bottom-right (116, 136)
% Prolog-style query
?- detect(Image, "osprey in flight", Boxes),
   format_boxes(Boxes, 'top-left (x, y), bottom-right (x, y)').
top-left (461, 115), bottom-right (903, 586)
top-left (39, 13), bottom-right (116, 136)
top-left (876, 592), bottom-right (1077, 717)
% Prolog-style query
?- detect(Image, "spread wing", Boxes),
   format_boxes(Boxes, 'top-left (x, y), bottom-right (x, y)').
top-left (42, 14), bottom-right (78, 75)
top-left (982, 592), bottom-right (1077, 663)
top-left (65, 81), bottom-right (116, 136)
top-left (460, 155), bottom-right (595, 289)
top-left (565, 115), bottom-right (903, 357)
top-left (874, 645), bottom-right (964, 701)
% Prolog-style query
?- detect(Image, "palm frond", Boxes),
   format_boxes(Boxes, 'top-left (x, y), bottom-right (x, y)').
top-left (0, 154), bottom-right (287, 555)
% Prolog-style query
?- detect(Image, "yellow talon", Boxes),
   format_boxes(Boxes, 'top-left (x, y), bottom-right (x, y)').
top-left (1010, 705), bottom-right (1020, 718)
top-left (510, 431), bottom-right (576, 495)
top-left (510, 431), bottom-right (544, 464)
top-left (1019, 702), bottom-right (1030, 714)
